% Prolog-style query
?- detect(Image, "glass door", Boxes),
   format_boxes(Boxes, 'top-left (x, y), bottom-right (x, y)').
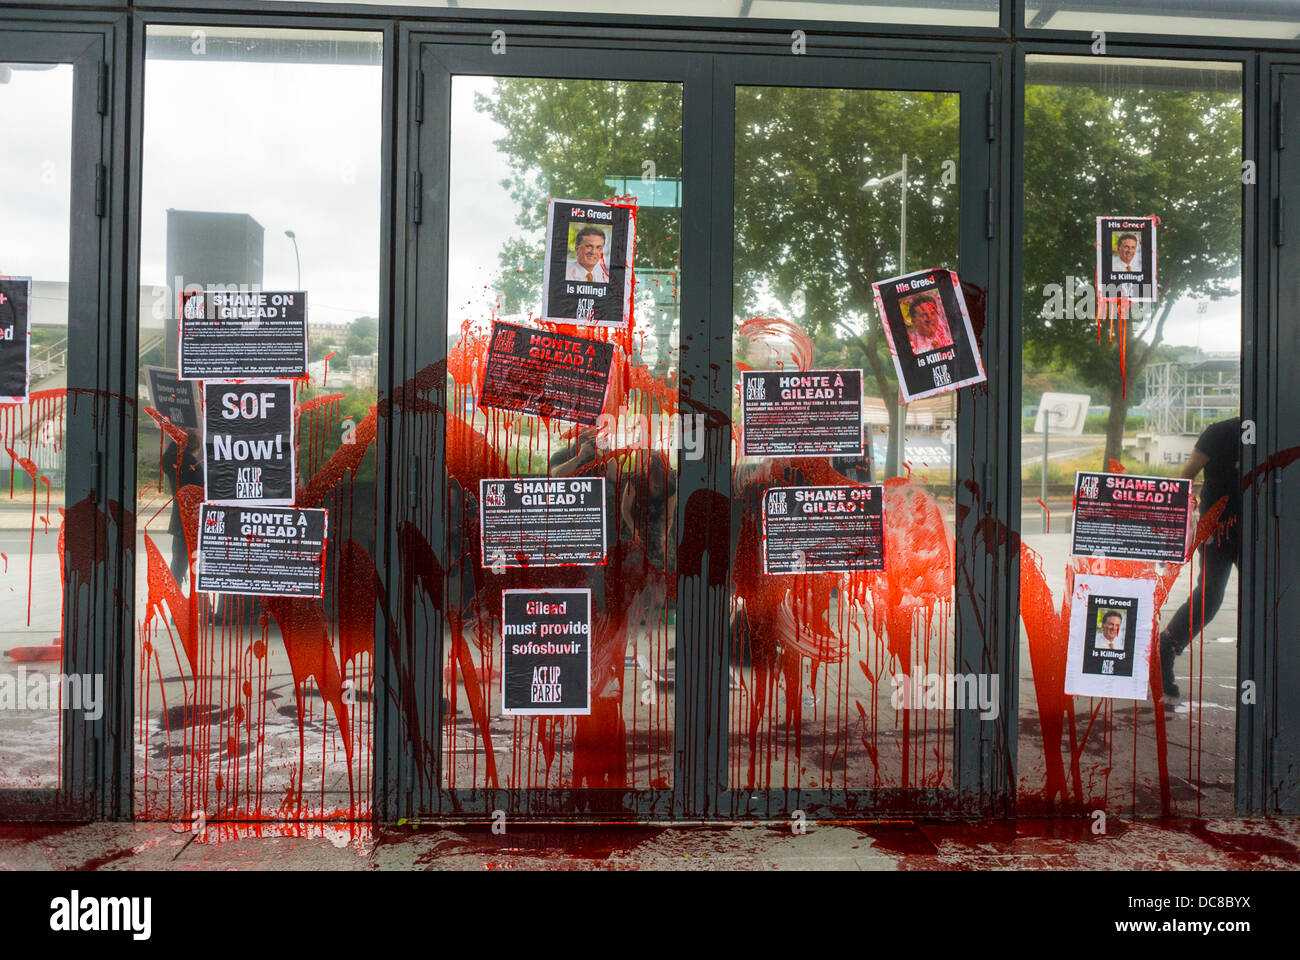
top-left (716, 53), bottom-right (1002, 818)
top-left (403, 40), bottom-right (1002, 820)
top-left (405, 40), bottom-right (707, 819)
top-left (0, 29), bottom-right (110, 818)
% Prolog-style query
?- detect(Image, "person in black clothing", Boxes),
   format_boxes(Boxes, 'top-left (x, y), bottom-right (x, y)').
top-left (1157, 416), bottom-right (1241, 700)
top-left (160, 427), bottom-right (203, 583)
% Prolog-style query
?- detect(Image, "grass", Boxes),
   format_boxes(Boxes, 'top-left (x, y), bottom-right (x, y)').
top-left (1020, 413), bottom-right (1145, 434)
top-left (1022, 448), bottom-right (1183, 487)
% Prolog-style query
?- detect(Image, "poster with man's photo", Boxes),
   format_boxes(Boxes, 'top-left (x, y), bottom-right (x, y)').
top-left (1096, 216), bottom-right (1157, 302)
top-left (1065, 574), bottom-right (1156, 700)
top-left (540, 199), bottom-right (634, 327)
top-left (872, 268), bottom-right (986, 403)
top-left (0, 276), bottom-right (32, 404)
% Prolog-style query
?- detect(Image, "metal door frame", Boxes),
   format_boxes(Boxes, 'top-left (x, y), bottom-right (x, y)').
top-left (0, 16), bottom-right (127, 820)
top-left (1257, 56), bottom-right (1299, 814)
top-left (398, 25), bottom-right (1008, 821)
top-left (710, 50), bottom-right (1005, 820)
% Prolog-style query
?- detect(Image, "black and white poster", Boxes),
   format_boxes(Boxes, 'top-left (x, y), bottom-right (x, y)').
top-left (762, 484), bottom-right (886, 575)
top-left (1065, 574), bottom-right (1156, 700)
top-left (478, 320), bottom-right (615, 427)
top-left (179, 289), bottom-right (309, 380)
top-left (480, 477), bottom-right (606, 568)
top-left (0, 276), bottom-right (32, 404)
top-left (196, 503), bottom-right (327, 598)
top-left (1071, 471), bottom-right (1192, 563)
top-left (145, 366), bottom-right (199, 429)
top-left (501, 588), bottom-right (591, 716)
top-left (1096, 216), bottom-right (1157, 302)
top-left (540, 199), bottom-right (634, 327)
top-left (203, 380), bottom-right (296, 506)
top-left (741, 369), bottom-right (864, 458)
top-left (871, 268), bottom-right (987, 403)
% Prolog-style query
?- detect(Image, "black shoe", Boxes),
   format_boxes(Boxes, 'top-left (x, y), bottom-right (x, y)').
top-left (1158, 634), bottom-right (1180, 700)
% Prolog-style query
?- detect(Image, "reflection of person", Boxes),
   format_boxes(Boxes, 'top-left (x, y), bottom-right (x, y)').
top-left (565, 226), bottom-right (610, 282)
top-left (161, 427), bottom-right (204, 583)
top-left (1095, 610), bottom-right (1125, 651)
top-left (549, 428), bottom-right (600, 478)
top-left (621, 454), bottom-right (677, 572)
top-left (905, 294), bottom-right (953, 354)
top-left (1111, 233), bottom-right (1140, 273)
top-left (1157, 416), bottom-right (1241, 701)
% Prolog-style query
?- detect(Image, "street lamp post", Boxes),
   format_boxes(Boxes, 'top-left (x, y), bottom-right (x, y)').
top-left (284, 229), bottom-right (301, 289)
top-left (1040, 401), bottom-right (1068, 534)
top-left (862, 153), bottom-right (908, 478)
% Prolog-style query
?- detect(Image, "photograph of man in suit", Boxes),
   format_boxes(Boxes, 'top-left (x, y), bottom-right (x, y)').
top-left (1111, 233), bottom-right (1140, 274)
top-left (904, 293), bottom-right (954, 354)
top-left (1095, 609), bottom-right (1125, 651)
top-left (566, 226), bottom-right (611, 283)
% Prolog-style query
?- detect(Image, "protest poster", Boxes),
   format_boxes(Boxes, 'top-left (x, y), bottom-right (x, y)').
top-left (196, 503), bottom-right (327, 598)
top-left (1071, 471), bottom-right (1192, 563)
top-left (1096, 216), bottom-right (1157, 301)
top-left (1065, 573), bottom-right (1156, 700)
top-left (145, 366), bottom-right (199, 430)
top-left (203, 379), bottom-right (295, 505)
top-left (480, 477), bottom-right (606, 568)
top-left (871, 268), bottom-right (986, 403)
top-left (478, 320), bottom-right (615, 427)
top-left (0, 276), bottom-right (32, 404)
top-left (179, 289), bottom-right (309, 380)
top-left (762, 484), bottom-right (886, 575)
top-left (741, 369), bottom-right (864, 458)
top-left (541, 199), bottom-right (634, 327)
top-left (501, 588), bottom-right (592, 716)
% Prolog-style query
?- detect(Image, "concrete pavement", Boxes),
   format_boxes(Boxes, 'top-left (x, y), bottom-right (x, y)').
top-left (1, 817), bottom-right (1297, 870)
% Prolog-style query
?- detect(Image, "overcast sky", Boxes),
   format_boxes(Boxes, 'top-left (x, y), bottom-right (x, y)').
top-left (1, 58), bottom-right (1241, 352)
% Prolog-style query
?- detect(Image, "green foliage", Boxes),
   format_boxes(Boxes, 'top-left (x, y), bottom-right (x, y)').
top-left (1022, 77), bottom-right (1241, 463)
top-left (295, 385), bottom-right (377, 485)
top-left (310, 333), bottom-right (341, 363)
top-left (733, 89), bottom-right (959, 335)
top-left (479, 80), bottom-right (959, 476)
top-left (343, 315), bottom-right (379, 361)
top-left (477, 78), bottom-right (683, 316)
top-left (472, 72), bottom-right (1241, 475)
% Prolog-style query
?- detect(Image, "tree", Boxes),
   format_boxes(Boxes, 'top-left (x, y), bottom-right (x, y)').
top-left (345, 315), bottom-right (378, 359)
top-left (480, 78), bottom-right (682, 303)
top-left (478, 75), bottom-right (1241, 474)
top-left (1022, 80), bottom-right (1242, 466)
top-left (482, 80), bottom-right (959, 476)
top-left (734, 87), bottom-right (960, 476)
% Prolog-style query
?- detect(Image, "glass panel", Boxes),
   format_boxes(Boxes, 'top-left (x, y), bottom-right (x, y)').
top-left (1020, 56), bottom-right (1242, 815)
top-left (0, 62), bottom-right (73, 792)
top-left (1026, 1), bottom-right (1300, 39)
top-left (134, 27), bottom-right (383, 820)
top-left (731, 86), bottom-right (961, 800)
top-left (253, 1), bottom-right (999, 28)
top-left (442, 76), bottom-right (682, 805)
